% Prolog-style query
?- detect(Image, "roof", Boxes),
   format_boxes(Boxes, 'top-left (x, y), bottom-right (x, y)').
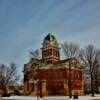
top-left (44, 33), bottom-right (56, 41)
top-left (42, 33), bottom-right (59, 47)
top-left (60, 57), bottom-right (77, 63)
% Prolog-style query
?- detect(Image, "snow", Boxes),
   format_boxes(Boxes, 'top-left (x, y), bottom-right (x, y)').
top-left (44, 95), bottom-right (100, 100)
top-left (1, 95), bottom-right (100, 100)
top-left (1, 96), bottom-right (39, 100)
top-left (69, 95), bottom-right (100, 100)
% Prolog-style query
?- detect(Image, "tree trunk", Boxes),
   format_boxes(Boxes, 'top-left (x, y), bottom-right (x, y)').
top-left (91, 74), bottom-right (94, 97)
top-left (68, 62), bottom-right (72, 98)
top-left (3, 86), bottom-right (8, 96)
top-left (39, 79), bottom-right (42, 98)
top-left (95, 81), bottom-right (99, 94)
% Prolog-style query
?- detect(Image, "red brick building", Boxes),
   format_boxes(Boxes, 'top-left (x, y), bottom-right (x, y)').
top-left (23, 33), bottom-right (84, 96)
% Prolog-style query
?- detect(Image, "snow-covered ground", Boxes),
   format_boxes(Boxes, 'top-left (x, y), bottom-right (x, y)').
top-left (44, 95), bottom-right (100, 100)
top-left (1, 95), bottom-right (100, 100)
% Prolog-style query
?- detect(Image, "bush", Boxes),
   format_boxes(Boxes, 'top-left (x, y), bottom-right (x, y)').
top-left (14, 90), bottom-right (23, 95)
top-left (2, 93), bottom-right (10, 97)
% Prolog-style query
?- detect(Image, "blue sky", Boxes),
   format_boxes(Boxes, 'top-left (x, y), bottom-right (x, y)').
top-left (0, 0), bottom-right (100, 79)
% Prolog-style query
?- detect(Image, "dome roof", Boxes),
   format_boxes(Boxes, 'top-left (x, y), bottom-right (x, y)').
top-left (43, 33), bottom-right (59, 48)
top-left (44, 33), bottom-right (56, 41)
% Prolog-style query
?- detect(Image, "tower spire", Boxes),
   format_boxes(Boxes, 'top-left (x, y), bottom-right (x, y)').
top-left (42, 33), bottom-right (60, 64)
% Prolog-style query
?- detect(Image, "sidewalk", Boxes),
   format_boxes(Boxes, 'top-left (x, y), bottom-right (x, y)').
top-left (1, 95), bottom-right (100, 100)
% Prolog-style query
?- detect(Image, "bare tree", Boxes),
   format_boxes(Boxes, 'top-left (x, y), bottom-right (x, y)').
top-left (61, 42), bottom-right (80, 59)
top-left (92, 50), bottom-right (100, 94)
top-left (61, 42), bottom-right (80, 98)
top-left (79, 45), bottom-right (100, 96)
top-left (0, 63), bottom-right (19, 95)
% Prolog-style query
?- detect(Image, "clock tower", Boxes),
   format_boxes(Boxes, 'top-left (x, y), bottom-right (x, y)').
top-left (42, 33), bottom-right (60, 64)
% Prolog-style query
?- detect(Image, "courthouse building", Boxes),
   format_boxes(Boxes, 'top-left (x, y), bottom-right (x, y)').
top-left (23, 33), bottom-right (84, 96)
